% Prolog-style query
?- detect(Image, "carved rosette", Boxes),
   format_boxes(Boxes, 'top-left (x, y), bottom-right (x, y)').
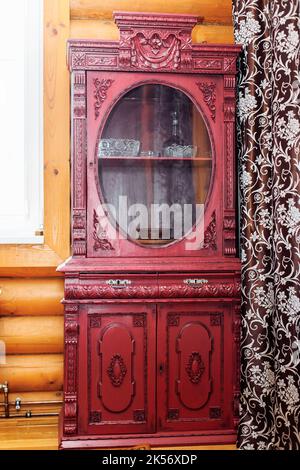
top-left (133, 315), bottom-right (146, 327)
top-left (224, 57), bottom-right (236, 72)
top-left (72, 53), bottom-right (86, 68)
top-left (209, 407), bottom-right (222, 419)
top-left (89, 411), bottom-right (102, 424)
top-left (168, 409), bottom-right (179, 421)
top-left (133, 410), bottom-right (146, 422)
top-left (107, 354), bottom-right (127, 387)
top-left (89, 315), bottom-right (102, 328)
top-left (210, 313), bottom-right (222, 326)
top-left (168, 315), bottom-right (180, 327)
top-left (197, 82), bottom-right (217, 121)
top-left (186, 352), bottom-right (205, 384)
top-left (64, 308), bottom-right (79, 436)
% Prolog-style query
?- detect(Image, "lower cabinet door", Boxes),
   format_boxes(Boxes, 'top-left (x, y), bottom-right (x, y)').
top-left (78, 303), bottom-right (156, 435)
top-left (157, 302), bottom-right (234, 432)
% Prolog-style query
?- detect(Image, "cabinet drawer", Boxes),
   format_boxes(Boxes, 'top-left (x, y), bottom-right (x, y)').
top-left (158, 273), bottom-right (240, 299)
top-left (65, 274), bottom-right (158, 299)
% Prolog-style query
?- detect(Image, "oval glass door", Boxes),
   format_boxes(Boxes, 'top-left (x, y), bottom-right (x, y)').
top-left (97, 84), bottom-right (213, 247)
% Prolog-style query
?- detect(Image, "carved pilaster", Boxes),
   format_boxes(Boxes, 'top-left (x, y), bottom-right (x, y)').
top-left (64, 307), bottom-right (79, 436)
top-left (224, 75), bottom-right (236, 210)
top-left (72, 71), bottom-right (87, 256)
top-left (223, 75), bottom-right (237, 257)
top-left (223, 213), bottom-right (237, 257)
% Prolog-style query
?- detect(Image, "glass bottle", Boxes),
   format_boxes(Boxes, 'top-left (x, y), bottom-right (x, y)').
top-left (163, 111), bottom-right (184, 157)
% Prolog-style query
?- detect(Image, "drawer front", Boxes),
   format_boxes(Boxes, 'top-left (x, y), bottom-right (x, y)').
top-left (65, 274), bottom-right (158, 299)
top-left (158, 273), bottom-right (240, 299)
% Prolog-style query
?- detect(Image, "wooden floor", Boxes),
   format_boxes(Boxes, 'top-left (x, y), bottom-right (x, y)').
top-left (0, 417), bottom-right (236, 451)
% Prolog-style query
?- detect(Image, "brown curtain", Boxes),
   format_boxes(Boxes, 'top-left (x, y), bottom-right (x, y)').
top-left (233, 0), bottom-right (300, 449)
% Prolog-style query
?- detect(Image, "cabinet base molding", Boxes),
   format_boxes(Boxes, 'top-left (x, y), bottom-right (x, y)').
top-left (59, 429), bottom-right (237, 450)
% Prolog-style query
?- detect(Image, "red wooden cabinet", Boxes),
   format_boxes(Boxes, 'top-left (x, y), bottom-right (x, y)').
top-left (59, 11), bottom-right (241, 449)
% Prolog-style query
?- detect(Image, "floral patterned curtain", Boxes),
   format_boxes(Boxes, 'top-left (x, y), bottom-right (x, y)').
top-left (233, 0), bottom-right (300, 449)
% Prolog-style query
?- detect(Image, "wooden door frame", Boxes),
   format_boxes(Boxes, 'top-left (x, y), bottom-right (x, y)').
top-left (0, 0), bottom-right (70, 277)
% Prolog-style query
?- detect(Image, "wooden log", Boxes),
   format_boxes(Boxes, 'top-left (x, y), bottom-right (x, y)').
top-left (0, 278), bottom-right (64, 316)
top-left (70, 19), bottom-right (234, 44)
top-left (70, 0), bottom-right (233, 25)
top-left (70, 19), bottom-right (120, 40)
top-left (0, 355), bottom-right (63, 392)
top-left (193, 25), bottom-right (234, 44)
top-left (0, 316), bottom-right (64, 354)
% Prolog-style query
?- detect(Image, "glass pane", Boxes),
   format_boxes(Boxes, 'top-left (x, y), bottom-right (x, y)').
top-left (97, 84), bottom-right (212, 247)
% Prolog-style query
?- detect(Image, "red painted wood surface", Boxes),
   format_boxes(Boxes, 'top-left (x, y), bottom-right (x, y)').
top-left (157, 303), bottom-right (233, 432)
top-left (78, 304), bottom-right (156, 435)
top-left (60, 11), bottom-right (241, 449)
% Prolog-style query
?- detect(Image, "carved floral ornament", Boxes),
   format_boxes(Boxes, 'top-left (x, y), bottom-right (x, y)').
top-left (130, 33), bottom-right (181, 70)
top-left (197, 82), bottom-right (217, 121)
top-left (186, 352), bottom-right (205, 384)
top-left (65, 281), bottom-right (240, 300)
top-left (93, 78), bottom-right (114, 120)
top-left (107, 354), bottom-right (127, 387)
top-left (93, 210), bottom-right (114, 252)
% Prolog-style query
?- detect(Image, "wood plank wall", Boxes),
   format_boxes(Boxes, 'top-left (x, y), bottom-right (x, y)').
top-left (70, 0), bottom-right (234, 43)
top-left (0, 0), bottom-right (233, 418)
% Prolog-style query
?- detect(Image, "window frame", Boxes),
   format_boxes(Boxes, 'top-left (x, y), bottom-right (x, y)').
top-left (0, 0), bottom-right (71, 275)
top-left (0, 0), bottom-right (44, 244)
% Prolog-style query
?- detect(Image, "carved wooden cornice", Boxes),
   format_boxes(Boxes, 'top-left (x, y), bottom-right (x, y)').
top-left (68, 12), bottom-right (241, 74)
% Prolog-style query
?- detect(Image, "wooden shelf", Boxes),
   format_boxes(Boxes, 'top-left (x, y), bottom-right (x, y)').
top-left (99, 156), bottom-right (212, 162)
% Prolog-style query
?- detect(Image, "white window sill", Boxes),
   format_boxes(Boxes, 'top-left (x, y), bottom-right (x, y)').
top-left (0, 236), bottom-right (44, 245)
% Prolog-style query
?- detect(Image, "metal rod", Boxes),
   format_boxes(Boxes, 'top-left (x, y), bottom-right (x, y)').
top-left (0, 400), bottom-right (62, 406)
top-left (0, 382), bottom-right (9, 418)
top-left (0, 412), bottom-right (59, 419)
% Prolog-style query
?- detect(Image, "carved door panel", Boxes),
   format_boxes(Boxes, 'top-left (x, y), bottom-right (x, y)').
top-left (157, 302), bottom-right (234, 432)
top-left (78, 304), bottom-right (156, 435)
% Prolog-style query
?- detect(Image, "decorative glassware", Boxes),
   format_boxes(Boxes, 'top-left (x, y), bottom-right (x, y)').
top-left (98, 139), bottom-right (140, 157)
top-left (163, 144), bottom-right (198, 158)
